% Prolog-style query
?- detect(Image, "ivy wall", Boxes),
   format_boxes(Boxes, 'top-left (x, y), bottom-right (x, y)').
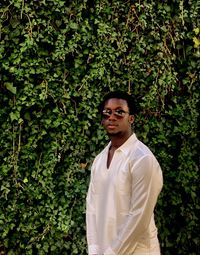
top-left (0, 0), bottom-right (199, 254)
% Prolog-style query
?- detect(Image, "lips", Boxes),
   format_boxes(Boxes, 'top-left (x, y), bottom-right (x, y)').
top-left (107, 124), bottom-right (118, 129)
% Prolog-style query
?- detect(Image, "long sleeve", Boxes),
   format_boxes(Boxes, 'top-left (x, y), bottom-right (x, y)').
top-left (86, 164), bottom-right (99, 255)
top-left (104, 154), bottom-right (163, 255)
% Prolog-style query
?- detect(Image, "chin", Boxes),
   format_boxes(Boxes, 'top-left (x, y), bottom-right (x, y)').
top-left (107, 131), bottom-right (122, 136)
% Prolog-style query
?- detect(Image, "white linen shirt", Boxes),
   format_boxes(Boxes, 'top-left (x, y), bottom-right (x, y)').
top-left (86, 133), bottom-right (163, 255)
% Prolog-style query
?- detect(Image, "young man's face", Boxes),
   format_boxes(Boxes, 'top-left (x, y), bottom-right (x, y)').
top-left (101, 98), bottom-right (134, 137)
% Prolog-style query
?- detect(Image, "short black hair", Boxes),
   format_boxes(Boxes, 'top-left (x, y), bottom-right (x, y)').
top-left (98, 90), bottom-right (138, 115)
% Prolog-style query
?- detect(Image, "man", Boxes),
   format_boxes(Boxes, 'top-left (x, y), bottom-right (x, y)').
top-left (86, 91), bottom-right (163, 255)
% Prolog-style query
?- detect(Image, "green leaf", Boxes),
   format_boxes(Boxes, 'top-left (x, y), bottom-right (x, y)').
top-left (5, 83), bottom-right (17, 94)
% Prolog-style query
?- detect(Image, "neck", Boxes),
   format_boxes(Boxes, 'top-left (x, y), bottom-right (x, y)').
top-left (109, 131), bottom-right (133, 149)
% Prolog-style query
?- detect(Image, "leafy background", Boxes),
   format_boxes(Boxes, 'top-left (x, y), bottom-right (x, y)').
top-left (0, 0), bottom-right (199, 254)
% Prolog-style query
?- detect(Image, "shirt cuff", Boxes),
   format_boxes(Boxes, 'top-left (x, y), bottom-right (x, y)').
top-left (88, 244), bottom-right (99, 255)
top-left (104, 247), bottom-right (116, 255)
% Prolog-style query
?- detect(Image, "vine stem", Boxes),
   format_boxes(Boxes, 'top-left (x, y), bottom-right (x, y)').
top-left (20, 0), bottom-right (25, 19)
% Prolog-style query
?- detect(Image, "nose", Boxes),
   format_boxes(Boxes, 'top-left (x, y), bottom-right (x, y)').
top-left (107, 112), bottom-right (117, 121)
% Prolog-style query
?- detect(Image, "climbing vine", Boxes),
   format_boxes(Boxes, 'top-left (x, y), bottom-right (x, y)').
top-left (0, 0), bottom-right (199, 254)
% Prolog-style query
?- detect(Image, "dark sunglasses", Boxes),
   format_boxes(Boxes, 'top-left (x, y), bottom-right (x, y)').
top-left (102, 109), bottom-right (129, 119)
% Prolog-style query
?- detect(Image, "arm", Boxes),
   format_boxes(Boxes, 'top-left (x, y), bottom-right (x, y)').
top-left (86, 164), bottom-right (100, 255)
top-left (104, 155), bottom-right (163, 255)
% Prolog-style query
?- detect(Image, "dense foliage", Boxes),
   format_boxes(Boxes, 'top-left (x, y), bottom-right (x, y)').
top-left (0, 0), bottom-right (199, 254)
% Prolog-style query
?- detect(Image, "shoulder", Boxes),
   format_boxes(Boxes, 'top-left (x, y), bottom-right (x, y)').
top-left (129, 138), bottom-right (162, 173)
top-left (131, 138), bottom-right (157, 161)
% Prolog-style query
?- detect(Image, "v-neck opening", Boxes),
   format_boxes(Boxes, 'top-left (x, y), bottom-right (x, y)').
top-left (106, 159), bottom-right (112, 170)
top-left (106, 152), bottom-right (112, 170)
top-left (106, 147), bottom-right (117, 170)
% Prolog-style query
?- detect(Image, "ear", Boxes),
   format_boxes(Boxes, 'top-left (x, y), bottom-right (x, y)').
top-left (129, 115), bottom-right (134, 124)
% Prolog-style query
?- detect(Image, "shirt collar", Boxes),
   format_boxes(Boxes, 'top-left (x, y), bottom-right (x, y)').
top-left (104, 133), bottom-right (138, 156)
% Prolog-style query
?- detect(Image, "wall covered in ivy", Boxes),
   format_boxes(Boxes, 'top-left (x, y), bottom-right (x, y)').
top-left (0, 0), bottom-right (199, 254)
